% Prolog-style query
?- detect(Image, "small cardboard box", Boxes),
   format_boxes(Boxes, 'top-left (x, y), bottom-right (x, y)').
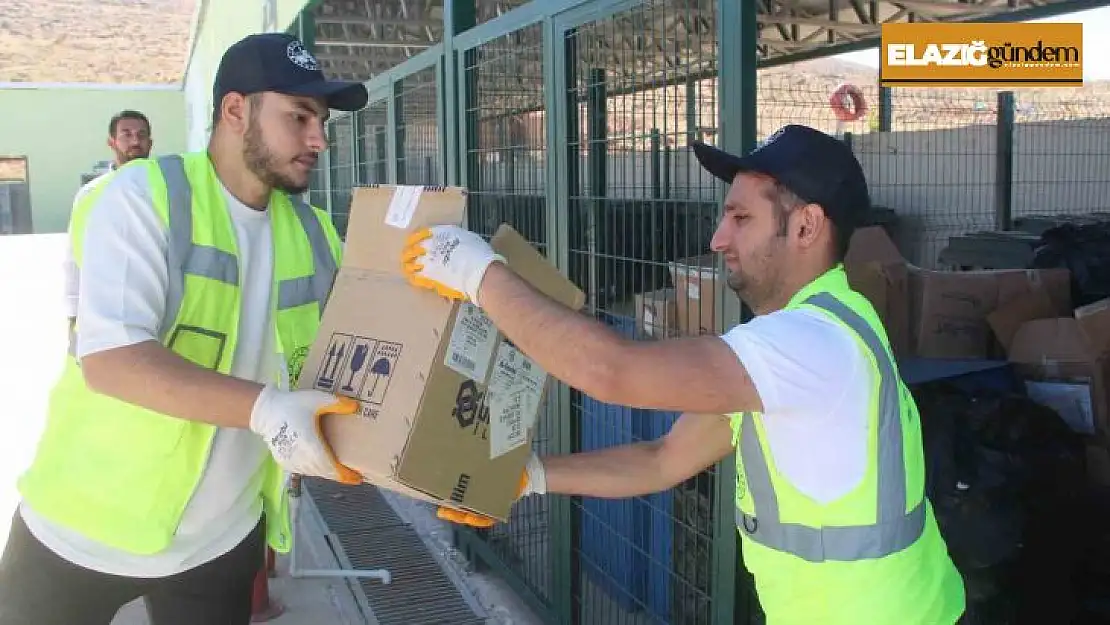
top-left (668, 255), bottom-right (719, 336)
top-left (634, 288), bottom-right (679, 338)
top-left (298, 185), bottom-right (585, 521)
top-left (993, 296), bottom-right (1110, 437)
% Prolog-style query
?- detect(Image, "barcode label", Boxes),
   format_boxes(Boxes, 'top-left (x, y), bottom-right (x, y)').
top-left (488, 343), bottom-right (547, 460)
top-left (450, 352), bottom-right (477, 374)
top-left (444, 302), bottom-right (498, 382)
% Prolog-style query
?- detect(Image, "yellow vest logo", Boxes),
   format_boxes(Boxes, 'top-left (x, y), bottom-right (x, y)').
top-left (880, 22), bottom-right (1082, 87)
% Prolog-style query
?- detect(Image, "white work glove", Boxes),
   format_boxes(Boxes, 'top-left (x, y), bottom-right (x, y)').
top-left (436, 453), bottom-right (546, 528)
top-left (249, 383), bottom-right (363, 485)
top-left (401, 225), bottom-right (505, 306)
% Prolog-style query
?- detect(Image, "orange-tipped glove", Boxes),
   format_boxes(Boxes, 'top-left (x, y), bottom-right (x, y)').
top-left (400, 226), bottom-right (505, 305)
top-left (436, 453), bottom-right (546, 528)
top-left (249, 383), bottom-right (363, 485)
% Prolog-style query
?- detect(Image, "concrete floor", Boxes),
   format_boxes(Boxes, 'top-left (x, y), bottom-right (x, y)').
top-left (0, 233), bottom-right (543, 625)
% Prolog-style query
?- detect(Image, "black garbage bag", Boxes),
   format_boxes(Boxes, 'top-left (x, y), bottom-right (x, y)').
top-left (915, 383), bottom-right (1089, 625)
top-left (1031, 222), bottom-right (1110, 308)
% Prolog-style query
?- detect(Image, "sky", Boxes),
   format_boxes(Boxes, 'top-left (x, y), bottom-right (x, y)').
top-left (832, 6), bottom-right (1110, 81)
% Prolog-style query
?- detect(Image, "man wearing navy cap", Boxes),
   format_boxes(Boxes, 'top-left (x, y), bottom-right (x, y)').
top-left (399, 124), bottom-right (967, 624)
top-left (0, 33), bottom-right (367, 625)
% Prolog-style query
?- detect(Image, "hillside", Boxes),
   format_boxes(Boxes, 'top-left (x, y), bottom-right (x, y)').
top-left (0, 0), bottom-right (196, 84)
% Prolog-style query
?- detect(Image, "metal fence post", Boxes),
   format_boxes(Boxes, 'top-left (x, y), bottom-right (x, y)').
top-left (714, 0), bottom-right (758, 622)
top-left (995, 91), bottom-right (1015, 231)
top-left (394, 81), bottom-right (407, 185)
top-left (878, 86), bottom-right (893, 132)
top-left (386, 82), bottom-right (399, 184)
top-left (443, 0), bottom-right (476, 187)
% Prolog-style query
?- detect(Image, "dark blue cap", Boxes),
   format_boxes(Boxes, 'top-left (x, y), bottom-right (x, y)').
top-left (213, 33), bottom-right (368, 112)
top-left (692, 124), bottom-right (871, 235)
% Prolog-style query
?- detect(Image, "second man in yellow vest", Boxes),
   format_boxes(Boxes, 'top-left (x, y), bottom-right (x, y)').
top-left (0, 33), bottom-right (367, 625)
top-left (400, 124), bottom-right (968, 624)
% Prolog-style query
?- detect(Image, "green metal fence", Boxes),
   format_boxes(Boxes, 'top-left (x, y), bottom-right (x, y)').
top-left (306, 1), bottom-right (1109, 623)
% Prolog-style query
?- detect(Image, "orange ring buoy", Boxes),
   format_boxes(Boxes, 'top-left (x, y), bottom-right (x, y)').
top-left (829, 83), bottom-right (868, 122)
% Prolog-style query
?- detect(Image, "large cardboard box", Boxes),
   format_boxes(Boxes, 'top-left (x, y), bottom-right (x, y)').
top-left (299, 185), bottom-right (585, 521)
top-left (668, 255), bottom-right (720, 336)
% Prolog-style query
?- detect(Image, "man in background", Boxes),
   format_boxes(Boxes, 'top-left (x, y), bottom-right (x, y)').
top-left (64, 110), bottom-right (154, 327)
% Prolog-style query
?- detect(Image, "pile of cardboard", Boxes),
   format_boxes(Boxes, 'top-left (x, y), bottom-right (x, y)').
top-left (845, 226), bottom-right (1110, 484)
top-left (842, 226), bottom-right (1072, 360)
top-left (299, 186), bottom-right (584, 522)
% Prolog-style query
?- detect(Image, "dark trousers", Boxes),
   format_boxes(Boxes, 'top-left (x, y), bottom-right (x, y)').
top-left (0, 511), bottom-right (263, 625)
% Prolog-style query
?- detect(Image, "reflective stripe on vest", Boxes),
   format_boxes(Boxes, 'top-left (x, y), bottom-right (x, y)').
top-left (68, 155), bottom-right (336, 356)
top-left (735, 291), bottom-right (926, 563)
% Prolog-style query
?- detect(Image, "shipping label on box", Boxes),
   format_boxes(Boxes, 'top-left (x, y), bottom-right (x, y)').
top-left (298, 185), bottom-right (585, 521)
top-left (634, 288), bottom-right (678, 338)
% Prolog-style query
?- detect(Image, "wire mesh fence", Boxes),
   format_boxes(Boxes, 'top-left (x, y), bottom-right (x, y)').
top-left (306, 1), bottom-right (1110, 623)
top-left (561, 1), bottom-right (722, 623)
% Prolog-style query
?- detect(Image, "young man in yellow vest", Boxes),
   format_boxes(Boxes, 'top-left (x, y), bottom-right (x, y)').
top-left (0, 33), bottom-right (367, 625)
top-left (400, 124), bottom-right (968, 624)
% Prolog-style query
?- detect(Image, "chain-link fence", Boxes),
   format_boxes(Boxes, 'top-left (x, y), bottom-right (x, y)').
top-left (306, 0), bottom-right (1110, 623)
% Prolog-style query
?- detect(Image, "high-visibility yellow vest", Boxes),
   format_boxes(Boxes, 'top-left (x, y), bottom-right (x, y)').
top-left (18, 152), bottom-right (342, 556)
top-left (729, 265), bottom-right (966, 625)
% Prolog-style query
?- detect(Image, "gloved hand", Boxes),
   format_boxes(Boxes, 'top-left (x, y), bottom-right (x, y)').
top-left (249, 383), bottom-right (363, 485)
top-left (401, 226), bottom-right (505, 305)
top-left (436, 453), bottom-right (547, 528)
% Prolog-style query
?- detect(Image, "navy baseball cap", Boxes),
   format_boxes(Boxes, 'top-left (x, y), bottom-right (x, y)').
top-left (692, 124), bottom-right (871, 235)
top-left (213, 33), bottom-right (368, 112)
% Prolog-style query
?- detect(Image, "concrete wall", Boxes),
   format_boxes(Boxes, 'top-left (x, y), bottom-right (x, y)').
top-left (183, 0), bottom-right (309, 149)
top-left (0, 86), bottom-right (186, 233)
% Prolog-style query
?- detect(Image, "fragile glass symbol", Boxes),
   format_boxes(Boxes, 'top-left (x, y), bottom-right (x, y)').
top-left (343, 343), bottom-right (370, 392)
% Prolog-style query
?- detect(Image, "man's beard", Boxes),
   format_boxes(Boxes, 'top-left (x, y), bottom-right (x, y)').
top-left (726, 240), bottom-right (786, 313)
top-left (243, 121), bottom-right (310, 195)
top-left (114, 148), bottom-right (148, 165)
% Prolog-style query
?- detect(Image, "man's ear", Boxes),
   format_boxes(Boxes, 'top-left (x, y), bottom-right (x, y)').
top-left (221, 93), bottom-right (249, 133)
top-left (794, 203), bottom-right (826, 249)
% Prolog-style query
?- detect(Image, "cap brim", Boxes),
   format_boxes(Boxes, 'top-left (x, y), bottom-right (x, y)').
top-left (284, 79), bottom-right (369, 112)
top-left (691, 140), bottom-right (779, 185)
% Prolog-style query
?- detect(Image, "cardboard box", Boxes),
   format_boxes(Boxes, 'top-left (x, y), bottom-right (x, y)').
top-left (299, 185), bottom-right (585, 521)
top-left (993, 296), bottom-right (1110, 437)
top-left (668, 255), bottom-right (720, 336)
top-left (843, 227), bottom-right (911, 356)
top-left (634, 288), bottom-right (679, 338)
top-left (909, 266), bottom-right (1070, 359)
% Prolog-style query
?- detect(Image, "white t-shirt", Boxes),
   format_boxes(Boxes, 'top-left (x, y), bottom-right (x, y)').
top-left (720, 307), bottom-right (871, 504)
top-left (22, 162), bottom-right (275, 578)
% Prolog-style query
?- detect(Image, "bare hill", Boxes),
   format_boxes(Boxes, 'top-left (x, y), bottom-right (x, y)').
top-left (0, 0), bottom-right (196, 84)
